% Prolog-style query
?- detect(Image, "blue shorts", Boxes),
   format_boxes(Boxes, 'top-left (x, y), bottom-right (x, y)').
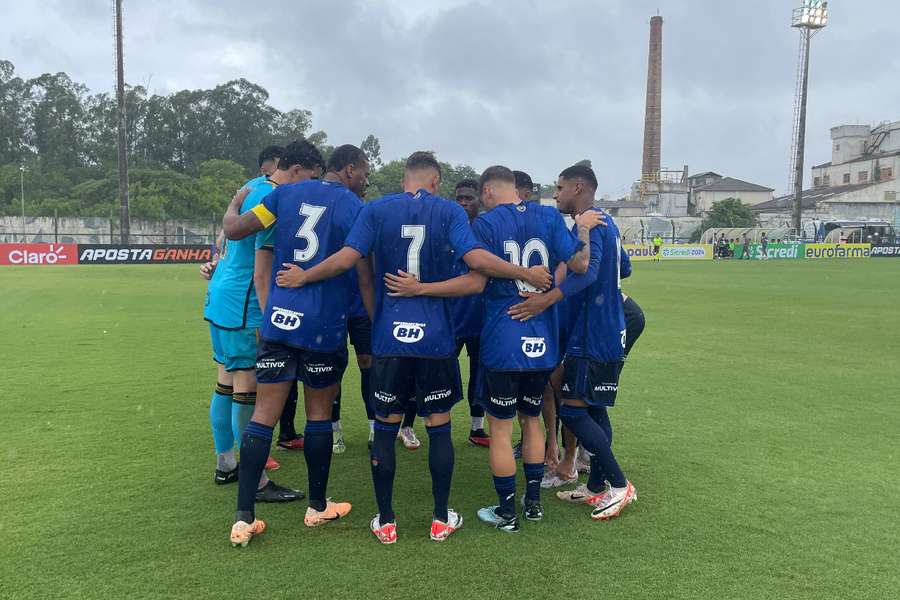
top-left (371, 356), bottom-right (462, 418)
top-left (477, 368), bottom-right (551, 419)
top-left (561, 357), bottom-right (623, 407)
top-left (209, 324), bottom-right (257, 371)
top-left (255, 339), bottom-right (348, 389)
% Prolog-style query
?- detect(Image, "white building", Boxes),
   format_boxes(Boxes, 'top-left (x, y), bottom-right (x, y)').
top-left (691, 177), bottom-right (774, 214)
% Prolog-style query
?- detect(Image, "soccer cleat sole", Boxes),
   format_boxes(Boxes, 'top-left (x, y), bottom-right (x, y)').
top-left (230, 520), bottom-right (266, 547)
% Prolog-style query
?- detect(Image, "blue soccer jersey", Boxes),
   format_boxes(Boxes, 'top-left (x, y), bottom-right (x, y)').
top-left (346, 266), bottom-right (368, 319)
top-left (449, 261), bottom-right (483, 339)
top-left (471, 202), bottom-right (582, 371)
top-left (561, 209), bottom-right (627, 363)
top-left (203, 180), bottom-right (277, 330)
top-left (344, 189), bottom-right (480, 358)
top-left (250, 179), bottom-right (363, 351)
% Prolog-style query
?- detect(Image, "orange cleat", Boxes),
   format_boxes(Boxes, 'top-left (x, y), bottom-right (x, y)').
top-left (304, 499), bottom-right (352, 527)
top-left (265, 456), bottom-right (280, 471)
top-left (591, 481), bottom-right (637, 520)
top-left (230, 519), bottom-right (266, 547)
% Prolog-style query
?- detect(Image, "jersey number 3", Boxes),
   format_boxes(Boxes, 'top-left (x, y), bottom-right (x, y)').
top-left (294, 204), bottom-right (327, 262)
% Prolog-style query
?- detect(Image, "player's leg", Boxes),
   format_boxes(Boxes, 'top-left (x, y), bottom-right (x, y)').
top-left (210, 362), bottom-right (237, 484)
top-left (540, 383), bottom-right (559, 471)
top-left (300, 349), bottom-right (352, 527)
top-left (233, 368), bottom-right (280, 473)
top-left (331, 387), bottom-right (345, 454)
top-left (556, 358), bottom-right (636, 519)
top-left (276, 382), bottom-right (304, 450)
top-left (549, 363), bottom-right (578, 485)
top-left (399, 401), bottom-right (421, 450)
top-left (417, 357), bottom-right (464, 541)
top-left (230, 376), bottom-right (296, 547)
top-left (477, 414), bottom-right (518, 532)
top-left (348, 316), bottom-right (376, 447)
top-left (369, 357), bottom-right (413, 544)
top-left (464, 337), bottom-right (490, 447)
top-left (519, 370), bottom-right (550, 521)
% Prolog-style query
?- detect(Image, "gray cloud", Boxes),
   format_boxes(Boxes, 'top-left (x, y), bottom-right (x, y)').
top-left (2, 0), bottom-right (898, 197)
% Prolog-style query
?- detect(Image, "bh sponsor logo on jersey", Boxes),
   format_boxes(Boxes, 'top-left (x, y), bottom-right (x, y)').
top-left (521, 336), bottom-right (547, 358)
top-left (271, 307), bottom-right (303, 331)
top-left (257, 359), bottom-right (287, 369)
top-left (392, 321), bottom-right (426, 343)
top-left (424, 389), bottom-right (452, 403)
top-left (0, 243), bottom-right (77, 265)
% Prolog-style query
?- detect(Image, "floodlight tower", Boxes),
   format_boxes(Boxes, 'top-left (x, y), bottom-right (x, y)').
top-left (788, 0), bottom-right (829, 238)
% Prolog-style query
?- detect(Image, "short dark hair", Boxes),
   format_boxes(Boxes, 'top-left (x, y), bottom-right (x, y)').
top-left (327, 144), bottom-right (368, 173)
top-left (405, 151), bottom-right (442, 178)
top-left (279, 140), bottom-right (323, 171)
top-left (513, 170), bottom-right (533, 190)
top-left (558, 164), bottom-right (598, 191)
top-left (258, 145), bottom-right (284, 167)
top-left (455, 178), bottom-right (479, 192)
top-left (479, 165), bottom-right (516, 189)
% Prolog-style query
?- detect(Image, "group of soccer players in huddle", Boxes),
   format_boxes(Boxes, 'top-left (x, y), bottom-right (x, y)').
top-left (202, 140), bottom-right (646, 547)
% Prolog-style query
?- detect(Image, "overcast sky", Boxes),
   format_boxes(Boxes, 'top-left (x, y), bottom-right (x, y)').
top-left (2, 0), bottom-right (898, 198)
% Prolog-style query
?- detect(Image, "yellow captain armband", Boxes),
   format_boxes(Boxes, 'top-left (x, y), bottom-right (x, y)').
top-left (251, 204), bottom-right (276, 228)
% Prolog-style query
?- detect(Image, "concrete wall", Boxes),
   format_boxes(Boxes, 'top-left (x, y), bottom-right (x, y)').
top-left (812, 154), bottom-right (899, 188)
top-left (0, 216), bottom-right (216, 244)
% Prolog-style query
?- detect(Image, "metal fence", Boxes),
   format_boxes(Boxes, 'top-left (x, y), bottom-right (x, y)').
top-left (0, 215), bottom-right (218, 245)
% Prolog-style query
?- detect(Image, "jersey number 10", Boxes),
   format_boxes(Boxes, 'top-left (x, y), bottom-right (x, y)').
top-left (504, 239), bottom-right (549, 293)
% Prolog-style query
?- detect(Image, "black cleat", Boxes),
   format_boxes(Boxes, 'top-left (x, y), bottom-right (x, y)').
top-left (215, 465), bottom-right (239, 485)
top-left (256, 480), bottom-right (305, 503)
top-left (522, 499), bottom-right (545, 521)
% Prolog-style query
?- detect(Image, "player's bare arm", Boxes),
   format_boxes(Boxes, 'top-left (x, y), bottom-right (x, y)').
top-left (222, 188), bottom-right (263, 240)
top-left (384, 270), bottom-right (487, 298)
top-left (567, 212), bottom-right (605, 274)
top-left (274, 246), bottom-right (363, 288)
top-left (356, 255), bottom-right (376, 320)
top-left (462, 248), bottom-right (551, 290)
top-left (253, 248), bottom-right (274, 311)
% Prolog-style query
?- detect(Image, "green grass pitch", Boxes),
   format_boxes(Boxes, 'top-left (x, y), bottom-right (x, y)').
top-left (2, 259), bottom-right (899, 599)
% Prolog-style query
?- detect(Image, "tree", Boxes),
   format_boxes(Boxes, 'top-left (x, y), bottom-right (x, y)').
top-left (360, 134), bottom-right (382, 168)
top-left (694, 197), bottom-right (757, 240)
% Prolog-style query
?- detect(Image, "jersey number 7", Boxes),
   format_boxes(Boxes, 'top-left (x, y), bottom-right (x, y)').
top-left (402, 225), bottom-right (425, 279)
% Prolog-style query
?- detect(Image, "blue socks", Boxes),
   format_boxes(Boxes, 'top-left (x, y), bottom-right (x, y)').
top-left (589, 406), bottom-right (612, 445)
top-left (426, 423), bottom-right (454, 522)
top-left (304, 420), bottom-right (333, 512)
top-left (523, 463), bottom-right (544, 503)
top-left (235, 421), bottom-right (273, 523)
top-left (493, 474), bottom-right (516, 517)
top-left (210, 384), bottom-right (233, 455)
top-left (231, 393), bottom-right (255, 449)
top-left (559, 405), bottom-right (626, 491)
top-left (371, 420), bottom-right (400, 523)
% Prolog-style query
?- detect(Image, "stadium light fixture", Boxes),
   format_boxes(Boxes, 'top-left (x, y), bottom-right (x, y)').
top-left (788, 0), bottom-right (829, 238)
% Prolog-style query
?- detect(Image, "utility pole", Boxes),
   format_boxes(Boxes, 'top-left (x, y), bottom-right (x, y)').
top-left (115, 0), bottom-right (130, 244)
top-left (19, 165), bottom-right (26, 243)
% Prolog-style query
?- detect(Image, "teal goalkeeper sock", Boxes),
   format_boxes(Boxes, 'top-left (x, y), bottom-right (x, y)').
top-left (210, 385), bottom-right (234, 454)
top-left (231, 392), bottom-right (256, 448)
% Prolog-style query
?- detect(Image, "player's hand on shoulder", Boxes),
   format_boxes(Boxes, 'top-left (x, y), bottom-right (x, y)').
top-left (508, 291), bottom-right (552, 322)
top-left (575, 210), bottom-right (606, 230)
top-left (230, 186), bottom-right (251, 207)
top-left (384, 270), bottom-right (422, 297)
top-left (524, 265), bottom-right (552, 291)
top-left (276, 263), bottom-right (307, 288)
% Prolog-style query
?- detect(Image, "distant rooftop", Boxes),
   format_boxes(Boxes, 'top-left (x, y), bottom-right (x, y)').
top-left (693, 176), bottom-right (774, 193)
